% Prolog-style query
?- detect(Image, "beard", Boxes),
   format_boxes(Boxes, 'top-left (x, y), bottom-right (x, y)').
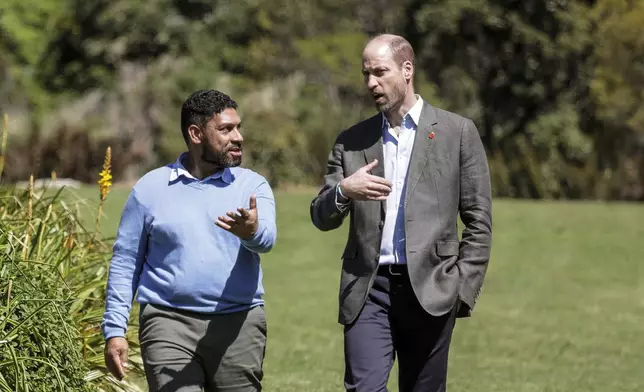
top-left (374, 80), bottom-right (408, 113)
top-left (201, 144), bottom-right (242, 168)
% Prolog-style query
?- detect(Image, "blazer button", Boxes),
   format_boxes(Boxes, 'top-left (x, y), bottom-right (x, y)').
top-left (378, 221), bottom-right (384, 230)
top-left (375, 253), bottom-right (380, 261)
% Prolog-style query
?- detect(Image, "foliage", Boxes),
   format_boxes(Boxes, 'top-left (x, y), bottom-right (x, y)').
top-left (591, 0), bottom-right (644, 134)
top-left (0, 186), bottom-right (142, 390)
top-left (0, 186), bottom-right (94, 391)
top-left (588, 0), bottom-right (644, 199)
top-left (1, 0), bottom-right (643, 200)
top-left (0, 125), bottom-right (144, 390)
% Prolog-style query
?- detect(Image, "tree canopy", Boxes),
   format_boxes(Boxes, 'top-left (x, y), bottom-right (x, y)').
top-left (1, 0), bottom-right (642, 200)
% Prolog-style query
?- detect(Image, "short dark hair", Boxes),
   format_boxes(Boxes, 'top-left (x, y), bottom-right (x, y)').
top-left (180, 89), bottom-right (238, 144)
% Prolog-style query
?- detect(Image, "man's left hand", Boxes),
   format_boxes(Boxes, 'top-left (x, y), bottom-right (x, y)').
top-left (216, 194), bottom-right (259, 240)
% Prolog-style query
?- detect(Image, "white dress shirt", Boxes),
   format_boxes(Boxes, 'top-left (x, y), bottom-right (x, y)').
top-left (379, 96), bottom-right (423, 265)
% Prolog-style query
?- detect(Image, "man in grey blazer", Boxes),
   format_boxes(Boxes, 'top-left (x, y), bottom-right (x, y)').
top-left (310, 34), bottom-right (492, 392)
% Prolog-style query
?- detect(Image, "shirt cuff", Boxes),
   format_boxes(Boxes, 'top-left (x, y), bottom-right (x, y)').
top-left (103, 326), bottom-right (126, 340)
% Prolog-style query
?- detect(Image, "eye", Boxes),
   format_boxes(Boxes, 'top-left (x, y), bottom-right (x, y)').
top-left (221, 123), bottom-right (242, 134)
top-left (374, 68), bottom-right (387, 76)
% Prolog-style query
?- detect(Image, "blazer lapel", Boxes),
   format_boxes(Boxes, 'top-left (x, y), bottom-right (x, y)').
top-left (405, 102), bottom-right (438, 204)
top-left (363, 117), bottom-right (385, 177)
top-left (363, 114), bottom-right (386, 215)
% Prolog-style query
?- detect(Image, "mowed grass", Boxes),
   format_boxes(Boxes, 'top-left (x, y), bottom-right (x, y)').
top-left (71, 185), bottom-right (644, 391)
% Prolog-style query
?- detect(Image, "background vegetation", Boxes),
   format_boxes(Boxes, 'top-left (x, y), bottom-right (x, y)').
top-left (1, 0), bottom-right (643, 199)
top-left (1, 1), bottom-right (643, 391)
top-left (0, 115), bottom-right (144, 390)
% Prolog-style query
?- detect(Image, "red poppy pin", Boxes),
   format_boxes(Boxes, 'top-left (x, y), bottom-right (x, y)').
top-left (429, 131), bottom-right (435, 139)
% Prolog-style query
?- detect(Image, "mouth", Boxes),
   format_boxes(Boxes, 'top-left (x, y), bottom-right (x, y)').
top-left (372, 92), bottom-right (385, 104)
top-left (228, 147), bottom-right (243, 158)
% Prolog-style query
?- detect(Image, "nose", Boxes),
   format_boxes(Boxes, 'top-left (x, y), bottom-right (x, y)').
top-left (231, 128), bottom-right (243, 143)
top-left (366, 75), bottom-right (378, 90)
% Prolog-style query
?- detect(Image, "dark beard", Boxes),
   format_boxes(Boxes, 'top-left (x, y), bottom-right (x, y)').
top-left (201, 145), bottom-right (242, 168)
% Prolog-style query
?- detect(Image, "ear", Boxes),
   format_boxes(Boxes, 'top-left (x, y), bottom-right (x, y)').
top-left (187, 124), bottom-right (203, 145)
top-left (403, 61), bottom-right (413, 83)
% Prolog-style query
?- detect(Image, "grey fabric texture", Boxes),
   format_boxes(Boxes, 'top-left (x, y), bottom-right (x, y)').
top-left (311, 102), bottom-right (493, 324)
top-left (139, 304), bottom-right (267, 392)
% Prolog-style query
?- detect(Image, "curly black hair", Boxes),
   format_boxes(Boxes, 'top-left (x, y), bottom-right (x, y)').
top-left (180, 89), bottom-right (238, 144)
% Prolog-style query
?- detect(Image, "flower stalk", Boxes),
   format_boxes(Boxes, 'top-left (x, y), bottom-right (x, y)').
top-left (95, 146), bottom-right (113, 234)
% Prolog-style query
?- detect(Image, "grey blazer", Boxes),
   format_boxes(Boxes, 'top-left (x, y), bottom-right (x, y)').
top-left (310, 101), bottom-right (492, 324)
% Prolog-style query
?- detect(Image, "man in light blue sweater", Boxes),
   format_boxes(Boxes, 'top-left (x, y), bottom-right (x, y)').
top-left (102, 89), bottom-right (277, 391)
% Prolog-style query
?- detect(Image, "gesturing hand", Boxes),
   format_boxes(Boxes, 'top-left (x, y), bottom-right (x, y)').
top-left (104, 337), bottom-right (128, 380)
top-left (339, 159), bottom-right (392, 201)
top-left (216, 194), bottom-right (259, 240)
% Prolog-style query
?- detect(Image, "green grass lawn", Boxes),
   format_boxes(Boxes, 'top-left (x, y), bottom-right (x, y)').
top-left (71, 185), bottom-right (644, 391)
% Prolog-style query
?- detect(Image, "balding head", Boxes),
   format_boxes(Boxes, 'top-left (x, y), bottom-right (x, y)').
top-left (364, 34), bottom-right (415, 69)
top-left (361, 33), bottom-right (417, 116)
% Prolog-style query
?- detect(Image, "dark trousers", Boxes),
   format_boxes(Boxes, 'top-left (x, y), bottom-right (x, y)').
top-left (344, 265), bottom-right (457, 392)
top-left (139, 304), bottom-right (267, 392)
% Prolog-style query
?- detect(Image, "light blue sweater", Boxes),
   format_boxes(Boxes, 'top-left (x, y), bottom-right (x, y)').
top-left (101, 155), bottom-right (277, 340)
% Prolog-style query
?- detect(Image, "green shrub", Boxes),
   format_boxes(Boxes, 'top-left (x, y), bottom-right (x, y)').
top-left (0, 180), bottom-right (144, 391)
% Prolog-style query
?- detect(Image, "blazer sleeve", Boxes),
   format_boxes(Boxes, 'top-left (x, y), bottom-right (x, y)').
top-left (310, 132), bottom-right (351, 231)
top-left (457, 118), bottom-right (493, 316)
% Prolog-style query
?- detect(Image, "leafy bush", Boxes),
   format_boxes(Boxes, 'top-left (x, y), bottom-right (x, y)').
top-left (0, 182), bottom-right (144, 391)
top-left (0, 116), bottom-right (144, 391)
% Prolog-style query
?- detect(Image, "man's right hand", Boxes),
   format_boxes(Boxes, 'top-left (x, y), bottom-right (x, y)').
top-left (104, 337), bottom-right (129, 380)
top-left (339, 159), bottom-right (392, 201)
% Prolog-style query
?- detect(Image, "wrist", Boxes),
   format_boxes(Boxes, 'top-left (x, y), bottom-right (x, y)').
top-left (337, 182), bottom-right (350, 202)
top-left (106, 336), bottom-right (127, 344)
top-left (103, 327), bottom-right (126, 341)
top-left (241, 226), bottom-right (259, 241)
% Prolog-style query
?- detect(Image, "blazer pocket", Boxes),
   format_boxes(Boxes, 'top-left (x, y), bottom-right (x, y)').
top-left (436, 240), bottom-right (460, 256)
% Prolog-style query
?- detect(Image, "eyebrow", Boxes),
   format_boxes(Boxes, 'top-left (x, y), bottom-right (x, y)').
top-left (363, 66), bottom-right (388, 74)
top-left (217, 120), bottom-right (241, 129)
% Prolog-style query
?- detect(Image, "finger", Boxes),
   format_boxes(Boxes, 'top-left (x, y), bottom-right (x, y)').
top-left (237, 207), bottom-right (249, 219)
top-left (366, 182), bottom-right (393, 193)
top-left (219, 215), bottom-right (237, 224)
top-left (368, 195), bottom-right (389, 201)
top-left (215, 220), bottom-right (232, 230)
top-left (361, 159), bottom-right (379, 172)
top-left (363, 188), bottom-right (390, 198)
top-left (364, 190), bottom-right (390, 199)
top-left (228, 212), bottom-right (248, 226)
top-left (227, 211), bottom-right (242, 219)
top-left (249, 194), bottom-right (257, 210)
top-left (354, 193), bottom-right (387, 201)
top-left (119, 348), bottom-right (128, 372)
top-left (108, 353), bottom-right (125, 380)
top-left (105, 354), bottom-right (116, 377)
top-left (367, 175), bottom-right (393, 188)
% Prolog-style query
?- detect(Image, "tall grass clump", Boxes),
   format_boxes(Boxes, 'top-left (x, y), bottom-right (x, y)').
top-left (0, 115), bottom-right (144, 391)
